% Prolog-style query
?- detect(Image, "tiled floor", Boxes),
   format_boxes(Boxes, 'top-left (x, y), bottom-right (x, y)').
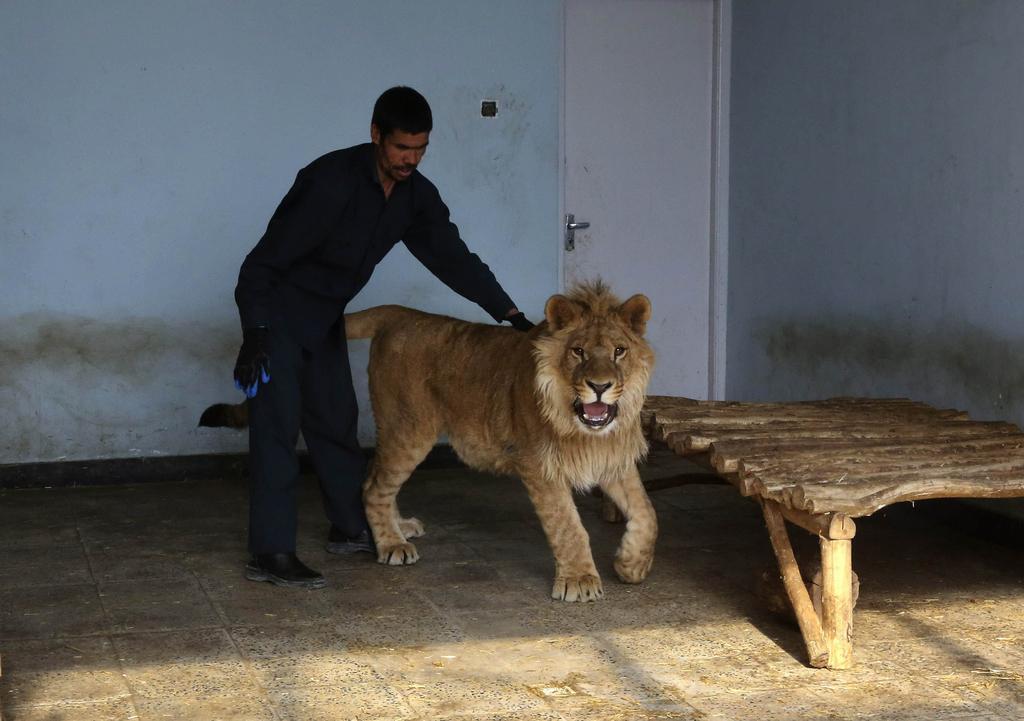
top-left (2, 449), bottom-right (1024, 720)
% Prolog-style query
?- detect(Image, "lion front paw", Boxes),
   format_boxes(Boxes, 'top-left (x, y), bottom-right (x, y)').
top-left (398, 516), bottom-right (426, 538)
top-left (377, 542), bottom-right (420, 566)
top-left (551, 574), bottom-right (604, 602)
top-left (614, 550), bottom-right (654, 584)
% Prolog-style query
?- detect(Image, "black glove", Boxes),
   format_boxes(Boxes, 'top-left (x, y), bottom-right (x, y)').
top-left (507, 312), bottom-right (535, 332)
top-left (233, 327), bottom-right (271, 398)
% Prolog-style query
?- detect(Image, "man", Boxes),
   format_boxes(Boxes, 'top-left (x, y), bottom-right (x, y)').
top-left (232, 86), bottom-right (532, 589)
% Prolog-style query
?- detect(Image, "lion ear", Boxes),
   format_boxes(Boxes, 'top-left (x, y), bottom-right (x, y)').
top-left (619, 294), bottom-right (652, 335)
top-left (545, 294), bottom-right (581, 331)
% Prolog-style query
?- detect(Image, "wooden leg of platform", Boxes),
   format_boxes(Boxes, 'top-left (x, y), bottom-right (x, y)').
top-left (761, 500), bottom-right (829, 668)
top-left (820, 536), bottom-right (854, 669)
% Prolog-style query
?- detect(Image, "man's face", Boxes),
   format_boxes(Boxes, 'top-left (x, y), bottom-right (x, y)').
top-left (371, 125), bottom-right (429, 185)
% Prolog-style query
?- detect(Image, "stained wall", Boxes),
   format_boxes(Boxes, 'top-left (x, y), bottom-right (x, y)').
top-left (1, 1), bottom-right (560, 463)
top-left (727, 1), bottom-right (1024, 424)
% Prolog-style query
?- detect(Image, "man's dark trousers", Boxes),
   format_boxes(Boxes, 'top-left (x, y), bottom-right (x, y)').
top-left (246, 320), bottom-right (368, 554)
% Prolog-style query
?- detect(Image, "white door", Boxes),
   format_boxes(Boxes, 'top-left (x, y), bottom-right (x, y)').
top-left (564, 0), bottom-right (728, 399)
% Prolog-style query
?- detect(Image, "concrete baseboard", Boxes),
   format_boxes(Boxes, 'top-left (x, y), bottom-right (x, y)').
top-left (0, 445), bottom-right (463, 489)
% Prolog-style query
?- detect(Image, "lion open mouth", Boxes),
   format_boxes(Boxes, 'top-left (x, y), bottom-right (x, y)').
top-left (573, 399), bottom-right (618, 429)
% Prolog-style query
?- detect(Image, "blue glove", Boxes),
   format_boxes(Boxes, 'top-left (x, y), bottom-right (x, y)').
top-left (233, 327), bottom-right (271, 398)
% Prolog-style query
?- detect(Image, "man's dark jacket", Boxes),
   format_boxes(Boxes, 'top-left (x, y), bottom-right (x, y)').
top-left (235, 143), bottom-right (515, 349)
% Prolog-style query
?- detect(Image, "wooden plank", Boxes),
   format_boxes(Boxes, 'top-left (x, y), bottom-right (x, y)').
top-left (641, 396), bottom-right (699, 428)
top-left (644, 395), bottom-right (701, 407)
top-left (652, 404), bottom-right (967, 424)
top-left (751, 458), bottom-right (1024, 491)
top-left (651, 411), bottom-right (968, 437)
top-left (757, 473), bottom-right (1024, 516)
top-left (774, 507), bottom-right (856, 540)
top-left (742, 455), bottom-right (1024, 484)
top-left (741, 466), bottom-right (1024, 502)
top-left (710, 436), bottom-right (1024, 474)
top-left (671, 421), bottom-right (1019, 452)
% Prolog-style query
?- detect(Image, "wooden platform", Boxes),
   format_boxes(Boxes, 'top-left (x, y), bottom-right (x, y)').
top-left (640, 395), bottom-right (1024, 670)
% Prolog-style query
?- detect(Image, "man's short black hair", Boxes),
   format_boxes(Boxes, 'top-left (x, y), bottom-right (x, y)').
top-left (372, 86), bottom-right (433, 138)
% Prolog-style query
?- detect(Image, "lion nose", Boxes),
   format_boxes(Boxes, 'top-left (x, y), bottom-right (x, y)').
top-left (587, 380), bottom-right (612, 398)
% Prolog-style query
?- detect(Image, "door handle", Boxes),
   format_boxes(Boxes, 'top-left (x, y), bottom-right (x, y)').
top-left (565, 214), bottom-right (590, 251)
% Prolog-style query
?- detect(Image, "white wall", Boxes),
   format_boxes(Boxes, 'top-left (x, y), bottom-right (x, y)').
top-left (0, 1), bottom-right (561, 464)
top-left (727, 1), bottom-right (1024, 425)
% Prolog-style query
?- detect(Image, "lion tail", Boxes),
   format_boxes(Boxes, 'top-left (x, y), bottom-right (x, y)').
top-left (198, 401), bottom-right (249, 429)
top-left (343, 305), bottom-right (409, 340)
top-left (199, 305), bottom-right (410, 430)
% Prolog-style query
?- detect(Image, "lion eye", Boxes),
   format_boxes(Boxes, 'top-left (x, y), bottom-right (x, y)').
top-left (614, 346), bottom-right (627, 358)
top-left (571, 347), bottom-right (585, 358)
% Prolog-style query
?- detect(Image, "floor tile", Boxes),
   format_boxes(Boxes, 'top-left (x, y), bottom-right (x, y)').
top-left (269, 682), bottom-right (416, 720)
top-left (0, 636), bottom-right (125, 709)
top-left (0, 585), bottom-right (108, 640)
top-left (98, 577), bottom-right (221, 633)
top-left (2, 697), bottom-right (138, 721)
top-left (0, 545), bottom-right (93, 588)
top-left (133, 692), bottom-right (277, 721)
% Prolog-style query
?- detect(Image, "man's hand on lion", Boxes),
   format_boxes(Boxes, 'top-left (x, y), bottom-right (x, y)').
top-left (504, 308), bottom-right (534, 332)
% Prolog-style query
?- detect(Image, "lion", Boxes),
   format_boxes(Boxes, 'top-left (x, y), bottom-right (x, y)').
top-left (203, 281), bottom-right (658, 602)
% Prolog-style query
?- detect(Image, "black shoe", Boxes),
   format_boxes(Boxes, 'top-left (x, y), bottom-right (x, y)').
top-left (245, 553), bottom-right (326, 589)
top-left (325, 527), bottom-right (375, 555)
